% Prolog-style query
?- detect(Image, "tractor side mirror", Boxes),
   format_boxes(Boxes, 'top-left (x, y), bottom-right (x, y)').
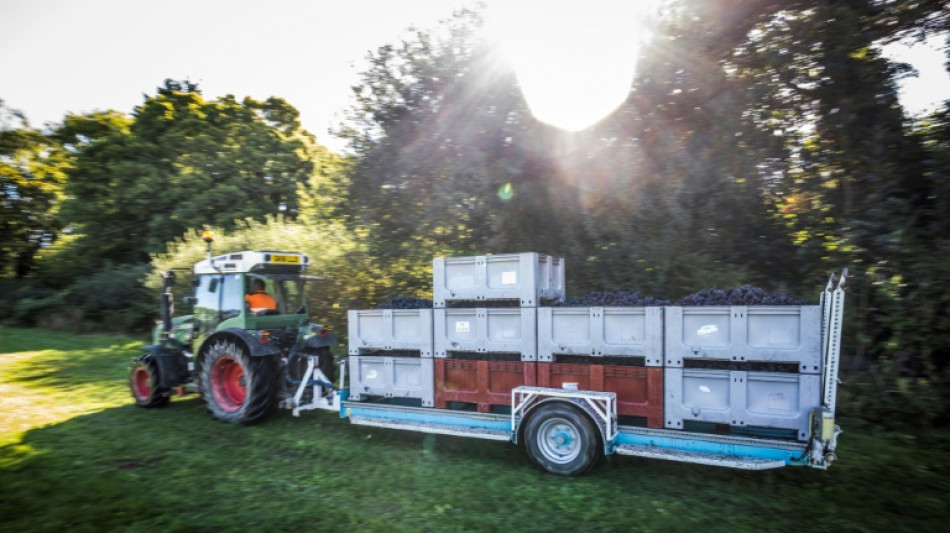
top-left (183, 296), bottom-right (197, 305)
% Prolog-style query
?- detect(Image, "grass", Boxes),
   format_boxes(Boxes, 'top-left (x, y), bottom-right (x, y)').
top-left (1, 325), bottom-right (949, 532)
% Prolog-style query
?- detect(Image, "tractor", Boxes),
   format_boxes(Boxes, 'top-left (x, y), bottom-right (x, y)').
top-left (129, 232), bottom-right (337, 424)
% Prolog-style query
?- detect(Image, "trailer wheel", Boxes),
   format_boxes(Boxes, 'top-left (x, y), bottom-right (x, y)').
top-left (524, 403), bottom-right (602, 476)
top-left (130, 357), bottom-right (170, 408)
top-left (200, 340), bottom-right (275, 425)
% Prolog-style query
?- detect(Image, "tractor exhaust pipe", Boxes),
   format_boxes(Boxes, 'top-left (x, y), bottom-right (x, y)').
top-left (160, 270), bottom-right (176, 342)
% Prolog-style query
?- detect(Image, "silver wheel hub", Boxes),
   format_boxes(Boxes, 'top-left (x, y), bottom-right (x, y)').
top-left (537, 417), bottom-right (581, 464)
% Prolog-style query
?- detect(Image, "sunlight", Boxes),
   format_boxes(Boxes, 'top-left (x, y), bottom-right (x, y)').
top-left (487, 0), bottom-right (660, 131)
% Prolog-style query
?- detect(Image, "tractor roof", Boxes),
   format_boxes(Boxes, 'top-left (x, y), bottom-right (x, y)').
top-left (193, 250), bottom-right (309, 275)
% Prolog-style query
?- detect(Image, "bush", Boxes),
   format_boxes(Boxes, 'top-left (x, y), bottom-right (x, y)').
top-left (2, 264), bottom-right (157, 333)
top-left (66, 264), bottom-right (157, 332)
top-left (837, 358), bottom-right (948, 432)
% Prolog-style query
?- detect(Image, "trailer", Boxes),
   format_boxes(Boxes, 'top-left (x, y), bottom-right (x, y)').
top-left (296, 253), bottom-right (846, 475)
top-left (133, 244), bottom-right (845, 475)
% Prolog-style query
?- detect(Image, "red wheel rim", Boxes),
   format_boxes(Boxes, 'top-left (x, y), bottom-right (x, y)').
top-left (211, 356), bottom-right (246, 412)
top-left (132, 367), bottom-right (152, 401)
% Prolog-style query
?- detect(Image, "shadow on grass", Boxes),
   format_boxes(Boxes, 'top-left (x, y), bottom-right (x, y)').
top-left (2, 393), bottom-right (949, 533)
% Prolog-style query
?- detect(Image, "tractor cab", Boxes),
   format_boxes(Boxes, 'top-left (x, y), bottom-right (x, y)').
top-left (191, 250), bottom-right (311, 337)
top-left (151, 250), bottom-right (315, 351)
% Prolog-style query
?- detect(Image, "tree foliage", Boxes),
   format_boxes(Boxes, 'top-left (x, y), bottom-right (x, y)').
top-left (59, 80), bottom-right (318, 266)
top-left (0, 101), bottom-right (68, 277)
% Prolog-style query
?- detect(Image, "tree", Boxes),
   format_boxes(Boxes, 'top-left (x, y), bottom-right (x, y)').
top-left (59, 80), bottom-right (318, 266)
top-left (0, 101), bottom-right (68, 277)
top-left (338, 9), bottom-right (571, 282)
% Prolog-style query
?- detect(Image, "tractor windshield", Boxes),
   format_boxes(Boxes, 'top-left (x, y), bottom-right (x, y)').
top-left (246, 274), bottom-right (307, 315)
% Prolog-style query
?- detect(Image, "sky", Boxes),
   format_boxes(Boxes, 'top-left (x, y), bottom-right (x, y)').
top-left (0, 0), bottom-right (472, 152)
top-left (1, 0), bottom-right (948, 154)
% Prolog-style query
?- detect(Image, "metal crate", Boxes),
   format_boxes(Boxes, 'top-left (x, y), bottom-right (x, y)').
top-left (434, 307), bottom-right (537, 360)
top-left (433, 252), bottom-right (565, 307)
top-left (664, 306), bottom-right (822, 373)
top-left (537, 363), bottom-right (664, 427)
top-left (347, 355), bottom-right (434, 406)
top-left (537, 306), bottom-right (663, 365)
top-left (347, 309), bottom-right (434, 356)
top-left (664, 368), bottom-right (821, 440)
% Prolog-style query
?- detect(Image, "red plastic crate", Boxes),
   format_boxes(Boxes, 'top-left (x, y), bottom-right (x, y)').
top-left (537, 363), bottom-right (664, 428)
top-left (434, 359), bottom-right (537, 413)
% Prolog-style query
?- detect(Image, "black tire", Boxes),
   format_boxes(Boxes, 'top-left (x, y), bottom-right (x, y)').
top-left (524, 403), bottom-right (602, 476)
top-left (199, 340), bottom-right (275, 425)
top-left (311, 346), bottom-right (336, 384)
top-left (130, 356), bottom-right (171, 408)
top-left (288, 346), bottom-right (335, 384)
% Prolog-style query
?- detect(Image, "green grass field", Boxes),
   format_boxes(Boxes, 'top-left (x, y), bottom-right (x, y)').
top-left (1, 325), bottom-right (948, 532)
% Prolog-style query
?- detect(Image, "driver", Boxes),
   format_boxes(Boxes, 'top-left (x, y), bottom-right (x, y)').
top-left (245, 278), bottom-right (277, 313)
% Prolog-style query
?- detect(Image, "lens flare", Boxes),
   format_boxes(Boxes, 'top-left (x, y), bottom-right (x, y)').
top-left (498, 182), bottom-right (515, 201)
top-left (488, 0), bottom-right (658, 131)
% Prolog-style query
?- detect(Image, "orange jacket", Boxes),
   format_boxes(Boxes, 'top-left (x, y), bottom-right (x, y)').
top-left (245, 291), bottom-right (277, 310)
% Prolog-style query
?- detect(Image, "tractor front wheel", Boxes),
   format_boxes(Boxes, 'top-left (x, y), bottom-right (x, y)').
top-left (200, 340), bottom-right (275, 425)
top-left (130, 356), bottom-right (170, 408)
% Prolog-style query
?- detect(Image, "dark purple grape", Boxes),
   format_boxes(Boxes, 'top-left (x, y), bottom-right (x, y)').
top-left (559, 290), bottom-right (670, 307)
top-left (375, 296), bottom-right (433, 309)
top-left (675, 286), bottom-right (809, 306)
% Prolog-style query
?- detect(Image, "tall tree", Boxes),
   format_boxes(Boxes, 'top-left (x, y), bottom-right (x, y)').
top-left (338, 10), bottom-right (560, 293)
top-left (0, 101), bottom-right (68, 277)
top-left (59, 80), bottom-right (318, 265)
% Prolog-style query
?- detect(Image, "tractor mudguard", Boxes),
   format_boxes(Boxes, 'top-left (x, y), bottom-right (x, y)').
top-left (200, 328), bottom-right (283, 359)
top-left (142, 344), bottom-right (189, 388)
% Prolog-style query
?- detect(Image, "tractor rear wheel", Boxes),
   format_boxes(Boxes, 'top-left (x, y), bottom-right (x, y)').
top-left (130, 356), bottom-right (171, 408)
top-left (200, 340), bottom-right (275, 425)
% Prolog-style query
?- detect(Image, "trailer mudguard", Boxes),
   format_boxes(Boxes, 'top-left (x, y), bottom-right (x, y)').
top-left (518, 396), bottom-right (611, 454)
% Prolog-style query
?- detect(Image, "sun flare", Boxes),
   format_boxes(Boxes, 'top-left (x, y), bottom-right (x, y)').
top-left (487, 0), bottom-right (659, 131)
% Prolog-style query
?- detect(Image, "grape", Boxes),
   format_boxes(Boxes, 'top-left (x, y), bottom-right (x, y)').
top-left (675, 285), bottom-right (809, 306)
top-left (375, 296), bottom-right (433, 309)
top-left (558, 290), bottom-right (670, 307)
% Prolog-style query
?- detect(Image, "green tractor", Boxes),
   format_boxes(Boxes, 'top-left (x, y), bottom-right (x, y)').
top-left (129, 233), bottom-right (337, 424)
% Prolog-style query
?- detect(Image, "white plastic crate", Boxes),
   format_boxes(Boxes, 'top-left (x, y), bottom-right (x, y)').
top-left (537, 306), bottom-right (663, 365)
top-left (664, 368), bottom-right (821, 440)
top-left (664, 306), bottom-right (822, 373)
top-left (434, 307), bottom-right (537, 360)
top-left (347, 309), bottom-right (433, 357)
top-left (432, 253), bottom-right (565, 307)
top-left (347, 355), bottom-right (434, 406)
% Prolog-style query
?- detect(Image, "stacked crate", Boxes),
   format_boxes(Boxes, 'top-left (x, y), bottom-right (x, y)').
top-left (345, 250), bottom-right (824, 443)
top-left (347, 308), bottom-right (435, 406)
top-left (432, 253), bottom-right (565, 412)
top-left (662, 306), bottom-right (823, 440)
top-left (536, 306), bottom-right (665, 428)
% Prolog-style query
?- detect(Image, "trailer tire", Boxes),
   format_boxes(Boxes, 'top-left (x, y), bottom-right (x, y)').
top-left (200, 340), bottom-right (275, 425)
top-left (524, 403), bottom-right (602, 476)
top-left (130, 356), bottom-right (171, 408)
